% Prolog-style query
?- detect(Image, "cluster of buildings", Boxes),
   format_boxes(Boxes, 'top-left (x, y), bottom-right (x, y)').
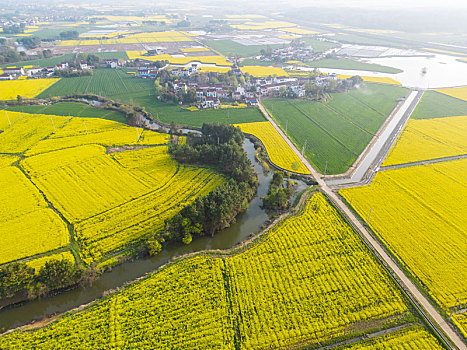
top-left (173, 80), bottom-right (258, 108)
top-left (246, 74), bottom-right (336, 98)
top-left (248, 76), bottom-right (306, 97)
top-left (0, 61), bottom-right (73, 80)
top-left (0, 58), bottom-right (122, 80)
top-left (261, 46), bottom-right (314, 62)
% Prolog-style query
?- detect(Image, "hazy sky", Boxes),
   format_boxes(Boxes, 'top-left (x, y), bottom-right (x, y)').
top-left (286, 0), bottom-right (467, 9)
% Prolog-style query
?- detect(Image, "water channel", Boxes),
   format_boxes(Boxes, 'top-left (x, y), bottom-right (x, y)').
top-left (0, 139), bottom-right (309, 331)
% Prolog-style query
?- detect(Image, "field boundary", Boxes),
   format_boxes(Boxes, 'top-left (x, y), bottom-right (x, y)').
top-left (324, 89), bottom-right (410, 181)
top-left (0, 188), bottom-right (316, 337)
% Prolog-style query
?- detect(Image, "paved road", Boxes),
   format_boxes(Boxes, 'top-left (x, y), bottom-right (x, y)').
top-left (258, 101), bottom-right (466, 350)
top-left (380, 154), bottom-right (467, 171)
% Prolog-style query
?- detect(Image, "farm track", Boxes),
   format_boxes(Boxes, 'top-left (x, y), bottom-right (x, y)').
top-left (315, 323), bottom-right (412, 350)
top-left (257, 100), bottom-right (466, 350)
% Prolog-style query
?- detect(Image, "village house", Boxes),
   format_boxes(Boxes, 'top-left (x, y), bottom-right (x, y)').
top-left (104, 59), bottom-right (119, 69)
top-left (3, 67), bottom-right (25, 77)
top-left (55, 62), bottom-right (69, 70)
top-left (0, 73), bottom-right (13, 80)
top-left (202, 96), bottom-right (220, 109)
top-left (136, 67), bottom-right (158, 79)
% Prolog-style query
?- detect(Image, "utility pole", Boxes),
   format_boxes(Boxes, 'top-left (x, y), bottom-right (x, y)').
top-left (324, 160), bottom-right (328, 177)
top-left (83, 120), bottom-right (88, 135)
top-left (366, 207), bottom-right (373, 225)
top-left (285, 119), bottom-right (288, 134)
top-left (5, 111), bottom-right (11, 126)
top-left (449, 298), bottom-right (460, 321)
top-left (50, 116), bottom-right (55, 131)
top-left (301, 139), bottom-right (307, 156)
top-left (136, 127), bottom-right (140, 141)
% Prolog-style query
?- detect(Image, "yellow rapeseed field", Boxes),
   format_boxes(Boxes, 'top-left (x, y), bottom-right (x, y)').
top-left (59, 31), bottom-right (191, 46)
top-left (337, 74), bottom-right (401, 85)
top-left (0, 110), bottom-right (23, 130)
top-left (0, 154), bottom-right (19, 168)
top-left (197, 66), bottom-right (231, 73)
top-left (422, 48), bottom-right (467, 56)
top-left (340, 159), bottom-right (467, 324)
top-left (383, 115), bottom-right (467, 166)
top-left (0, 78), bottom-right (60, 100)
top-left (0, 166), bottom-right (69, 264)
top-left (180, 47), bottom-right (210, 52)
top-left (281, 27), bottom-right (320, 35)
top-left (345, 325), bottom-right (443, 349)
top-left (0, 193), bottom-right (413, 348)
top-left (126, 51), bottom-right (232, 66)
top-left (0, 115), bottom-right (224, 266)
top-left (234, 121), bottom-right (310, 174)
top-left (435, 86), bottom-right (467, 101)
top-left (240, 66), bottom-right (289, 77)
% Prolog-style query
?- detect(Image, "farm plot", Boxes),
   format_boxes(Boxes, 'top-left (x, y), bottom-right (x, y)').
top-left (340, 158), bottom-right (467, 331)
top-left (112, 91), bottom-right (266, 127)
top-left (35, 69), bottom-right (266, 127)
top-left (306, 58), bottom-right (402, 74)
top-left (0, 115), bottom-right (224, 266)
top-left (0, 78), bottom-right (60, 100)
top-left (0, 166), bottom-right (69, 265)
top-left (412, 90), bottom-right (467, 119)
top-left (4, 102), bottom-right (126, 123)
top-left (383, 115), bottom-right (467, 166)
top-left (435, 86), bottom-right (467, 101)
top-left (76, 166), bottom-right (224, 264)
top-left (204, 39), bottom-right (283, 57)
top-left (337, 74), bottom-right (401, 85)
top-left (240, 65), bottom-right (289, 77)
top-left (0, 114), bottom-right (69, 153)
top-left (0, 193), bottom-right (414, 349)
top-left (233, 121), bottom-right (310, 174)
top-left (263, 84), bottom-right (407, 174)
top-left (58, 31), bottom-right (192, 46)
top-left (126, 51), bottom-right (232, 66)
top-left (37, 69), bottom-right (150, 99)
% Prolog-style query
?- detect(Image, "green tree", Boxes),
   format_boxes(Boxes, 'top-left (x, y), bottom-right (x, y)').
top-left (0, 263), bottom-right (35, 299)
top-left (147, 239), bottom-right (163, 256)
top-left (37, 259), bottom-right (80, 290)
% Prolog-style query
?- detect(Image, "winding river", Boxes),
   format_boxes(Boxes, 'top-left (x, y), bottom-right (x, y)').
top-left (1, 139), bottom-right (308, 331)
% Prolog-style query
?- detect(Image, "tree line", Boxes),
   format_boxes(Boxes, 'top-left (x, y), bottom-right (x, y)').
top-left (0, 259), bottom-right (85, 302)
top-left (147, 123), bottom-right (259, 251)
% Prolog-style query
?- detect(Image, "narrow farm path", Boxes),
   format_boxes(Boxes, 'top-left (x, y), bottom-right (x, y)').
top-left (379, 154), bottom-right (467, 171)
top-left (258, 100), bottom-right (466, 350)
top-left (315, 323), bottom-right (412, 350)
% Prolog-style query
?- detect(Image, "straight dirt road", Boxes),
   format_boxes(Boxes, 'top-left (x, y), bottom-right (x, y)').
top-left (258, 100), bottom-right (466, 350)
